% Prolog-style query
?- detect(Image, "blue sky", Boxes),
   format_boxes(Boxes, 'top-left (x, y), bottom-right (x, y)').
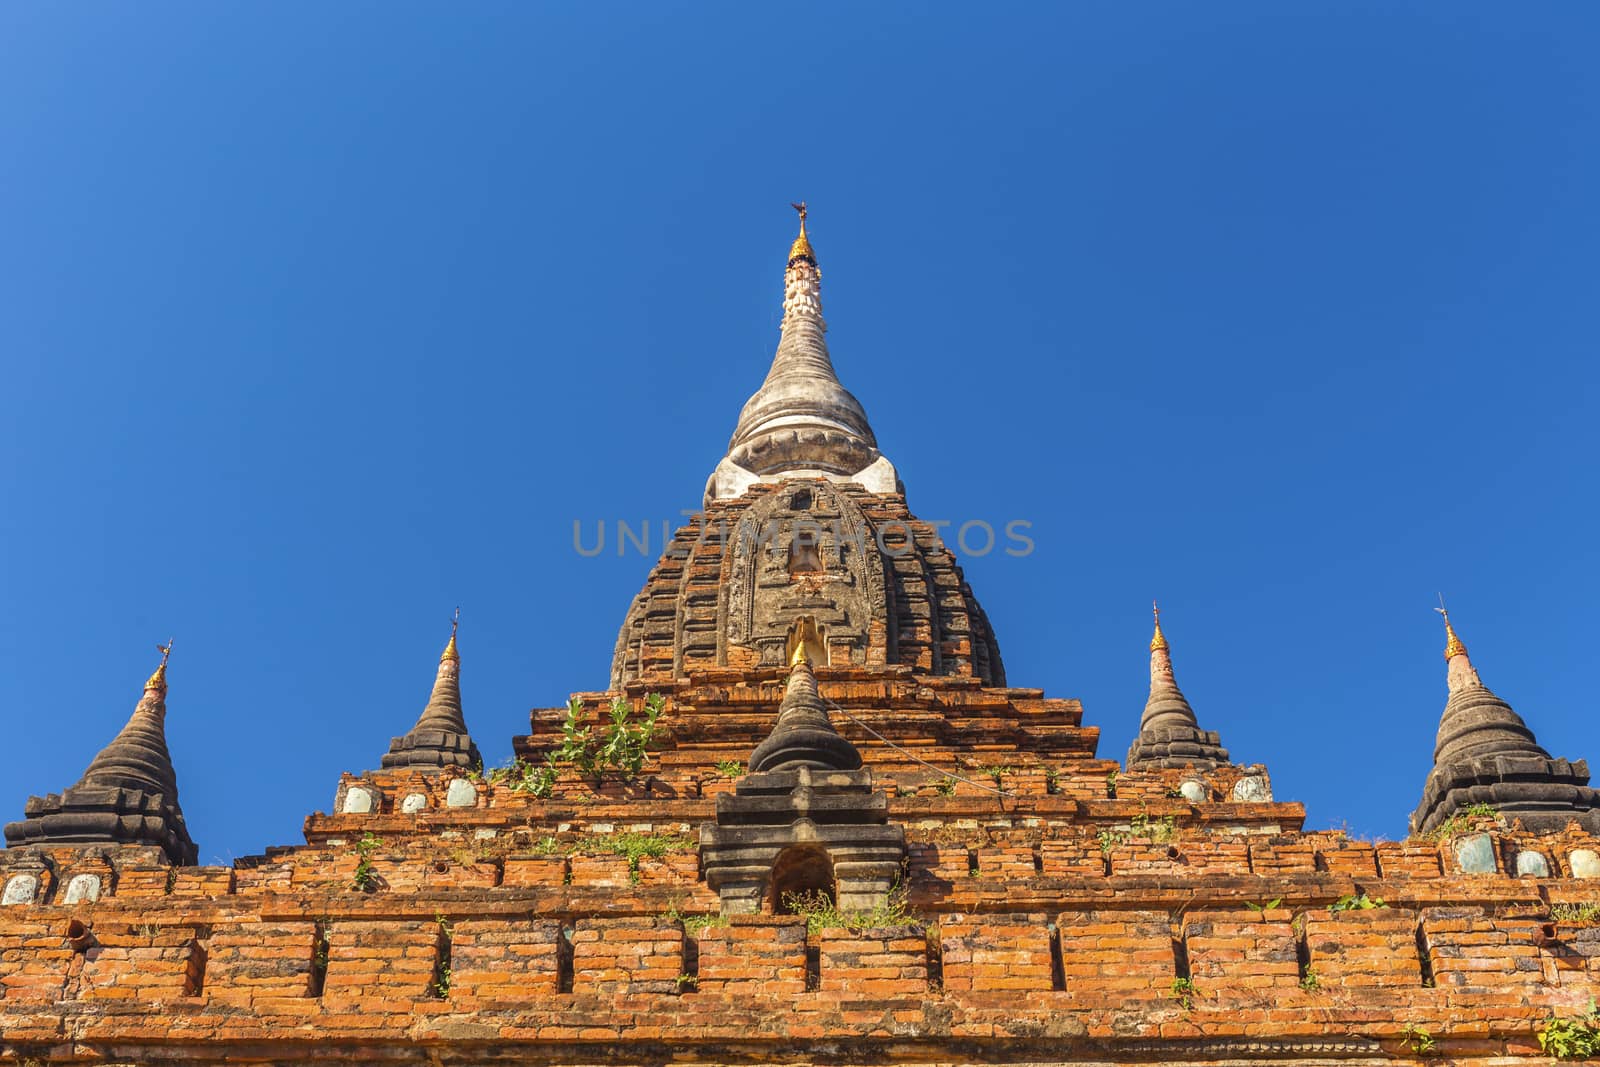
top-left (1, 4), bottom-right (1595, 863)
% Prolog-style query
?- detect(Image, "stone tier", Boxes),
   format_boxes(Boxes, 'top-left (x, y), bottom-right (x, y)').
top-left (4, 819), bottom-right (1600, 1065)
top-left (611, 482), bottom-right (1005, 688)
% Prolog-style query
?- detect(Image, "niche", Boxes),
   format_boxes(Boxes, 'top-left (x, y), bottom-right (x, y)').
top-left (769, 845), bottom-right (836, 915)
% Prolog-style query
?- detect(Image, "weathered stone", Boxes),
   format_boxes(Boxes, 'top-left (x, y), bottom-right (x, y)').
top-left (1453, 832), bottom-right (1496, 874)
top-left (1, 873), bottom-right (38, 905)
top-left (445, 778), bottom-right (478, 808)
top-left (1179, 779), bottom-right (1208, 803)
top-left (1515, 849), bottom-right (1550, 877)
top-left (63, 873), bottom-right (101, 904)
top-left (1569, 848), bottom-right (1600, 878)
top-left (400, 792), bottom-right (428, 813)
top-left (341, 786), bottom-right (375, 814)
top-left (1232, 775), bottom-right (1271, 803)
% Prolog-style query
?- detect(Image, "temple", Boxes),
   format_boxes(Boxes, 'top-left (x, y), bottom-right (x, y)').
top-left (3, 209), bottom-right (1600, 1066)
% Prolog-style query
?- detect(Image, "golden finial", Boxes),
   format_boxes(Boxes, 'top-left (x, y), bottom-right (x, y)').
top-left (1150, 601), bottom-right (1169, 653)
top-left (145, 639), bottom-right (173, 692)
top-left (441, 607), bottom-right (460, 662)
top-left (790, 640), bottom-right (810, 667)
top-left (1436, 595), bottom-right (1467, 661)
top-left (788, 201), bottom-right (815, 264)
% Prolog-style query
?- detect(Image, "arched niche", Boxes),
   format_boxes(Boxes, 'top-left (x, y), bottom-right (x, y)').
top-left (768, 845), bottom-right (836, 915)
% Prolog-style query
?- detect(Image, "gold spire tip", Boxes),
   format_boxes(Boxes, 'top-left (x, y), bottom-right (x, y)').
top-left (1150, 601), bottom-right (1169, 653)
top-left (145, 638), bottom-right (173, 692)
top-left (788, 201), bottom-right (815, 263)
top-left (1435, 596), bottom-right (1467, 661)
top-left (442, 607), bottom-right (460, 662)
top-left (790, 641), bottom-right (810, 667)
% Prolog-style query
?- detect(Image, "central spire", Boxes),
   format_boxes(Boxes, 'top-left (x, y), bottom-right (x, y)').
top-left (705, 205), bottom-right (899, 503)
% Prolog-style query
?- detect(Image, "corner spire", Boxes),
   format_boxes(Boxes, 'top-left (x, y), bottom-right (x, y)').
top-left (1126, 604), bottom-right (1230, 772)
top-left (380, 611), bottom-right (481, 772)
top-left (748, 650), bottom-right (862, 773)
top-left (4, 643), bottom-right (197, 865)
top-left (705, 204), bottom-right (899, 504)
top-left (1411, 603), bottom-right (1600, 835)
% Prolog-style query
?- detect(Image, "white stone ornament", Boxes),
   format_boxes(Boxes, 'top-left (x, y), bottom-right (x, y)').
top-left (1514, 850), bottom-right (1550, 877)
top-left (63, 873), bottom-right (102, 904)
top-left (341, 786), bottom-right (375, 814)
top-left (1230, 775), bottom-right (1271, 803)
top-left (1568, 849), bottom-right (1600, 879)
top-left (401, 792), bottom-right (428, 814)
top-left (2, 874), bottom-right (39, 906)
top-left (446, 778), bottom-right (478, 808)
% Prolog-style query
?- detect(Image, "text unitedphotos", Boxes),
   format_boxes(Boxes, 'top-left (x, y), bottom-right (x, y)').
top-left (572, 517), bottom-right (1035, 558)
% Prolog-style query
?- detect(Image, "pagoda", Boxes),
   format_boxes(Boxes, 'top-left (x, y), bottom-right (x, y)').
top-left (2, 209), bottom-right (1599, 1066)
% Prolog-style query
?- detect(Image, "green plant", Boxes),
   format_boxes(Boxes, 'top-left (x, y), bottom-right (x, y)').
top-left (1097, 829), bottom-right (1128, 855)
top-left (597, 694), bottom-right (665, 779)
top-left (781, 885), bottom-right (914, 936)
top-left (532, 835), bottom-right (562, 855)
top-left (1044, 767), bottom-right (1060, 793)
top-left (1552, 903), bottom-right (1600, 926)
top-left (675, 973), bottom-right (698, 989)
top-left (575, 831), bottom-right (692, 884)
top-left (1329, 892), bottom-right (1388, 912)
top-left (350, 832), bottom-right (382, 892)
top-left (658, 906), bottom-right (730, 936)
top-left (712, 759), bottom-right (745, 779)
top-left (1539, 1000), bottom-right (1600, 1059)
top-left (1129, 813), bottom-right (1177, 844)
top-left (428, 912), bottom-right (454, 998)
top-left (1300, 967), bottom-right (1321, 992)
top-left (1246, 898), bottom-right (1284, 913)
top-left (980, 764), bottom-right (1013, 785)
top-left (1106, 769), bottom-right (1119, 798)
top-left (1401, 1023), bottom-right (1437, 1056)
top-left (1169, 976), bottom-right (1198, 1011)
top-left (933, 776), bottom-right (957, 797)
top-left (490, 754), bottom-right (562, 798)
top-left (1422, 803), bottom-right (1501, 841)
top-left (555, 697), bottom-right (599, 779)
top-left (553, 694), bottom-right (665, 784)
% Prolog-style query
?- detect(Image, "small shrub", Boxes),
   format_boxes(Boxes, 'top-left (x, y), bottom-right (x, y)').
top-left (1552, 903), bottom-right (1600, 926)
top-left (1539, 1000), bottom-right (1600, 1060)
top-left (1106, 769), bottom-right (1119, 799)
top-left (933, 776), bottom-right (957, 797)
top-left (659, 907), bottom-right (729, 936)
top-left (712, 759), bottom-right (744, 779)
top-left (782, 886), bottom-right (913, 936)
top-left (1300, 967), bottom-right (1321, 992)
top-left (1401, 1023), bottom-right (1437, 1056)
top-left (350, 833), bottom-right (382, 892)
top-left (1246, 898), bottom-right (1284, 913)
top-left (1097, 829), bottom-right (1128, 855)
top-left (1421, 803), bottom-right (1500, 842)
top-left (1170, 976), bottom-right (1198, 1011)
top-left (1329, 892), bottom-right (1388, 912)
top-left (552, 694), bottom-right (666, 784)
top-left (575, 831), bottom-right (692, 884)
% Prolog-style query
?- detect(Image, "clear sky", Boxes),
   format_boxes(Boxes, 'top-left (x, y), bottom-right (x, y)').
top-left (1, 4), bottom-right (1595, 864)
